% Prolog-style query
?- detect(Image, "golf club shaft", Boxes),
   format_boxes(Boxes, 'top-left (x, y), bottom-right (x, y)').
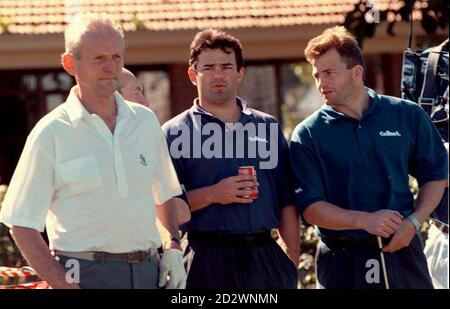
top-left (377, 236), bottom-right (390, 289)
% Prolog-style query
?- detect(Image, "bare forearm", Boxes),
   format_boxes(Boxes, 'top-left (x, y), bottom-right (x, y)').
top-left (304, 201), bottom-right (368, 231)
top-left (173, 198), bottom-right (191, 224)
top-left (278, 205), bottom-right (300, 264)
top-left (186, 186), bottom-right (215, 212)
top-left (156, 198), bottom-right (183, 249)
top-left (412, 179), bottom-right (447, 223)
top-left (10, 226), bottom-right (78, 289)
top-left (156, 198), bottom-right (182, 236)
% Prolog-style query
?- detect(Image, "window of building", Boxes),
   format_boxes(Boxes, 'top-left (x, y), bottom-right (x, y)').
top-left (136, 70), bottom-right (171, 123)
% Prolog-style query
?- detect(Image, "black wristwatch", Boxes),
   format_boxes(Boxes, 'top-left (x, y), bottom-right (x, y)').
top-left (169, 236), bottom-right (181, 244)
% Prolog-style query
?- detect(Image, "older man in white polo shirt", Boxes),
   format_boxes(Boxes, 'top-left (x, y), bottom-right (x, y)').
top-left (0, 14), bottom-right (187, 289)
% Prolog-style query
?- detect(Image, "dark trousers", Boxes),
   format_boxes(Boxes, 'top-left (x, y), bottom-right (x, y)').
top-left (183, 232), bottom-right (298, 289)
top-left (316, 234), bottom-right (434, 289)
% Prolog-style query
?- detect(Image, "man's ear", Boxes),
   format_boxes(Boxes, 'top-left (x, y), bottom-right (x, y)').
top-left (352, 65), bottom-right (364, 81)
top-left (237, 67), bottom-right (245, 84)
top-left (61, 53), bottom-right (76, 76)
top-left (187, 66), bottom-right (198, 86)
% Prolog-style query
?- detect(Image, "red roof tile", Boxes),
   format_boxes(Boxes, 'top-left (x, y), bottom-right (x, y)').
top-left (0, 0), bottom-right (426, 35)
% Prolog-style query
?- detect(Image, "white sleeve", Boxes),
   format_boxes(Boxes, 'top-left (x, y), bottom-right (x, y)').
top-left (0, 130), bottom-right (55, 232)
top-left (151, 124), bottom-right (182, 205)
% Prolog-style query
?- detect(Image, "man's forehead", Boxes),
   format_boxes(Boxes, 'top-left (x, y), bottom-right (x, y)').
top-left (197, 48), bottom-right (236, 64)
top-left (314, 50), bottom-right (346, 66)
top-left (312, 56), bottom-right (346, 72)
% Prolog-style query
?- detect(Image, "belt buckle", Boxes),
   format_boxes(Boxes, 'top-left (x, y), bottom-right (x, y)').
top-left (127, 251), bottom-right (142, 264)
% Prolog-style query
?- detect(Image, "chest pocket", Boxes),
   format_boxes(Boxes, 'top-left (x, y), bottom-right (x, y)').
top-left (58, 156), bottom-right (102, 195)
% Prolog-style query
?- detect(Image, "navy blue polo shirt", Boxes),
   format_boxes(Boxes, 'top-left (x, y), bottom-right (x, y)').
top-left (290, 88), bottom-right (448, 238)
top-left (162, 97), bottom-right (294, 233)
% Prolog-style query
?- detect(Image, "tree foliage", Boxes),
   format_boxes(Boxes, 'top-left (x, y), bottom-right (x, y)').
top-left (344, 0), bottom-right (449, 46)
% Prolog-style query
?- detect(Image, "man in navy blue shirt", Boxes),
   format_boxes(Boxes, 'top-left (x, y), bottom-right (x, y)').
top-left (162, 29), bottom-right (299, 289)
top-left (290, 26), bottom-right (448, 288)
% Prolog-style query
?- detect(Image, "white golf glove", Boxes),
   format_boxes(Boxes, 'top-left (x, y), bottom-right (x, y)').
top-left (158, 249), bottom-right (187, 289)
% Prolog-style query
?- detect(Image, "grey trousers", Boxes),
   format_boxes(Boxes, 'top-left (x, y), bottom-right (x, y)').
top-left (56, 252), bottom-right (160, 289)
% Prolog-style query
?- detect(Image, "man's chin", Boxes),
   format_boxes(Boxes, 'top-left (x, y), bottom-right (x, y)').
top-left (96, 89), bottom-right (118, 98)
top-left (98, 83), bottom-right (119, 95)
top-left (208, 92), bottom-right (232, 103)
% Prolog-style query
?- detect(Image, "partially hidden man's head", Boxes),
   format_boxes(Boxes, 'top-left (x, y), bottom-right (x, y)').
top-left (61, 13), bottom-right (125, 96)
top-left (189, 28), bottom-right (244, 71)
top-left (304, 26), bottom-right (365, 105)
top-left (118, 68), bottom-right (149, 107)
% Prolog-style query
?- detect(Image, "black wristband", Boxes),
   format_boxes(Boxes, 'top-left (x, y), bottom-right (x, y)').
top-left (169, 236), bottom-right (181, 244)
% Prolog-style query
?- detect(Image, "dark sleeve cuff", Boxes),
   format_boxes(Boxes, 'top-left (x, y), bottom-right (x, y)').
top-left (296, 197), bottom-right (326, 218)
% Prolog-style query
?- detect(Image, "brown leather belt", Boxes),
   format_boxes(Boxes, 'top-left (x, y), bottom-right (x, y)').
top-left (432, 220), bottom-right (449, 234)
top-left (53, 249), bottom-right (157, 264)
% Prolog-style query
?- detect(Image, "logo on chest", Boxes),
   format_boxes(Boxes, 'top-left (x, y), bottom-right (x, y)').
top-left (248, 136), bottom-right (268, 143)
top-left (139, 154), bottom-right (148, 166)
top-left (379, 130), bottom-right (402, 137)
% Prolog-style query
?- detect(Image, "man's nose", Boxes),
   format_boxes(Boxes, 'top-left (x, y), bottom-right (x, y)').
top-left (212, 68), bottom-right (226, 79)
top-left (102, 58), bottom-right (117, 72)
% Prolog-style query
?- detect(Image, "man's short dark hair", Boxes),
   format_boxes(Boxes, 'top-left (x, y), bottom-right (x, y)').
top-left (189, 28), bottom-right (244, 70)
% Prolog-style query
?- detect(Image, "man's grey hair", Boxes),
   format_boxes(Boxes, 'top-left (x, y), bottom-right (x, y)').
top-left (64, 13), bottom-right (124, 59)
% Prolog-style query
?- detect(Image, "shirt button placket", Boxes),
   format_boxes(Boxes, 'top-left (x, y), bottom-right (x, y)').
top-left (113, 132), bottom-right (129, 198)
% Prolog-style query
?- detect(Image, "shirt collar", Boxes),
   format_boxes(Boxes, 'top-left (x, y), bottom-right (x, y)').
top-left (191, 98), bottom-right (212, 116)
top-left (114, 91), bottom-right (137, 119)
top-left (237, 97), bottom-right (253, 116)
top-left (64, 86), bottom-right (90, 123)
top-left (65, 86), bottom-right (136, 123)
top-left (363, 87), bottom-right (380, 117)
top-left (190, 96), bottom-right (253, 118)
top-left (321, 87), bottom-right (380, 120)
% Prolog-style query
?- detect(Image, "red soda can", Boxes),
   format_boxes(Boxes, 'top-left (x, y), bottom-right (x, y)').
top-left (238, 166), bottom-right (258, 199)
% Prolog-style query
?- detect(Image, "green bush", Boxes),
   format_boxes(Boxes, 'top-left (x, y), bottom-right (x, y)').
top-left (299, 223), bottom-right (319, 289)
top-left (0, 185), bottom-right (25, 267)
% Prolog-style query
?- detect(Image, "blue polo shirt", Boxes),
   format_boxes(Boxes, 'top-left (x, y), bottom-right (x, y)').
top-left (162, 97), bottom-right (294, 233)
top-left (290, 88), bottom-right (448, 238)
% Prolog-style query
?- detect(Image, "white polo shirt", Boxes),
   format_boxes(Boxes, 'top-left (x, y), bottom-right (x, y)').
top-left (0, 86), bottom-right (182, 253)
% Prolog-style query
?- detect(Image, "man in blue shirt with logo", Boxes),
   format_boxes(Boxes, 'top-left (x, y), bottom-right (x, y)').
top-left (162, 29), bottom-right (299, 289)
top-left (290, 26), bottom-right (448, 288)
